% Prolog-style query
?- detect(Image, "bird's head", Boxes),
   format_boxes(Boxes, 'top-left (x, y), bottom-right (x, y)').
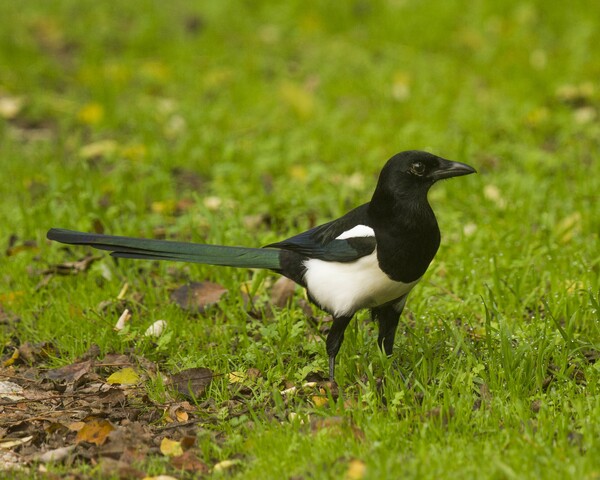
top-left (376, 150), bottom-right (476, 195)
top-left (370, 150), bottom-right (476, 216)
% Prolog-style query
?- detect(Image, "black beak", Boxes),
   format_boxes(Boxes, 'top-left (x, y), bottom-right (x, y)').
top-left (431, 159), bottom-right (477, 181)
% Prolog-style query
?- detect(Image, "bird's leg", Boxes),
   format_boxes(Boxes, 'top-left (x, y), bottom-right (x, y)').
top-left (373, 296), bottom-right (407, 356)
top-left (325, 315), bottom-right (353, 382)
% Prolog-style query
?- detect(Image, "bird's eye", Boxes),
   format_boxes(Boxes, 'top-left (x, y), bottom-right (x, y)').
top-left (410, 162), bottom-right (426, 176)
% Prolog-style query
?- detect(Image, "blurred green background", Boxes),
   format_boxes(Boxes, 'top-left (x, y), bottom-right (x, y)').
top-left (1, 1), bottom-right (599, 478)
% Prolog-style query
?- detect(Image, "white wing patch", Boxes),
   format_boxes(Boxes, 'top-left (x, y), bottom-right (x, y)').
top-left (303, 251), bottom-right (419, 317)
top-left (335, 225), bottom-right (375, 240)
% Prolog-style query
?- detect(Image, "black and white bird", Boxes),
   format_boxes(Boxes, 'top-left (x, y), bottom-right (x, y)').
top-left (47, 150), bottom-right (476, 381)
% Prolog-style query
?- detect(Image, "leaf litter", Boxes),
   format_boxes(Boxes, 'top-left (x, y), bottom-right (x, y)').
top-left (0, 249), bottom-right (351, 476)
top-left (0, 344), bottom-right (224, 477)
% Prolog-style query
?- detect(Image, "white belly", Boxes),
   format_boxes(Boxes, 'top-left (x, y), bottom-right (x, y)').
top-left (303, 251), bottom-right (419, 317)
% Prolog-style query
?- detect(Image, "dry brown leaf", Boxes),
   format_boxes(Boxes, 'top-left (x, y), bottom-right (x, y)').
top-left (169, 367), bottom-right (213, 399)
top-left (45, 359), bottom-right (92, 383)
top-left (75, 418), bottom-right (115, 445)
top-left (270, 277), bottom-right (296, 308)
top-left (44, 253), bottom-right (101, 275)
top-left (171, 450), bottom-right (209, 473)
top-left (170, 282), bottom-right (228, 313)
top-left (6, 238), bottom-right (38, 257)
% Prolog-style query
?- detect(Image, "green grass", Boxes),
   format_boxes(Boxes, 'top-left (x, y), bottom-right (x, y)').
top-left (1, 0), bottom-right (600, 478)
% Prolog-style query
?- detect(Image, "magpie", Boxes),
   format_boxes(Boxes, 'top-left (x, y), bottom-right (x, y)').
top-left (47, 150), bottom-right (475, 382)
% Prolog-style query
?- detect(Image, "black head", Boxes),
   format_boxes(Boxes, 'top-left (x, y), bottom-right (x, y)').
top-left (375, 150), bottom-right (475, 195)
top-left (370, 150), bottom-right (476, 216)
top-left (384, 150), bottom-right (475, 184)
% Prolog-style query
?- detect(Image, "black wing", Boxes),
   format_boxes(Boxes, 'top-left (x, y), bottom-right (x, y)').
top-left (265, 203), bottom-right (376, 262)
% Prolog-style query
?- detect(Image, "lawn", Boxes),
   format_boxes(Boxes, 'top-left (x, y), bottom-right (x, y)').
top-left (1, 0), bottom-right (599, 478)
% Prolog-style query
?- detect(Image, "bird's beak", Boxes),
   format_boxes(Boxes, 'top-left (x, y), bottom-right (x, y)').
top-left (431, 159), bottom-right (477, 181)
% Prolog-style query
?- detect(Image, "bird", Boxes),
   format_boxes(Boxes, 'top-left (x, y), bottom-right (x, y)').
top-left (47, 150), bottom-right (476, 382)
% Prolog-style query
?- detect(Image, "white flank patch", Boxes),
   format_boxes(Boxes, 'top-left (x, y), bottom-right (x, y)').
top-left (335, 225), bottom-right (375, 240)
top-left (303, 251), bottom-right (419, 317)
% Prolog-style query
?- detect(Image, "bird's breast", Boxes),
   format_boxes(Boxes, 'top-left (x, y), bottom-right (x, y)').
top-left (303, 251), bottom-right (419, 317)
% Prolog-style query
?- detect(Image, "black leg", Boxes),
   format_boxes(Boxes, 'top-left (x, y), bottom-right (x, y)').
top-left (325, 315), bottom-right (353, 382)
top-left (372, 296), bottom-right (407, 356)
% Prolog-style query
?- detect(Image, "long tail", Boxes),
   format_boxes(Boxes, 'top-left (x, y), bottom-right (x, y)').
top-left (47, 228), bottom-right (282, 270)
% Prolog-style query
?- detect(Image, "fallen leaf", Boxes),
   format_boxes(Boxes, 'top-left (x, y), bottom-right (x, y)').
top-left (169, 367), bottom-right (213, 399)
top-left (18, 341), bottom-right (55, 364)
top-left (391, 71), bottom-right (411, 101)
top-left (242, 213), bottom-right (271, 230)
top-left (76, 419), bottom-right (115, 445)
top-left (2, 349), bottom-right (19, 367)
top-left (270, 277), bottom-right (296, 308)
top-left (79, 139), bottom-right (118, 159)
top-left (311, 394), bottom-right (328, 407)
top-left (0, 381), bottom-right (24, 401)
top-left (45, 359), bottom-right (92, 383)
top-left (160, 438), bottom-right (183, 457)
top-left (44, 254), bottom-right (101, 275)
top-left (311, 416), bottom-right (344, 433)
top-left (345, 459), bottom-right (367, 480)
top-left (279, 81), bottom-right (316, 118)
top-left (171, 450), bottom-right (209, 473)
top-left (556, 211), bottom-right (582, 244)
top-left (170, 282), bottom-right (228, 313)
top-left (0, 95), bottom-right (24, 119)
top-left (213, 459), bottom-right (240, 473)
top-left (68, 421), bottom-right (85, 432)
top-left (0, 435), bottom-right (33, 449)
top-left (106, 367), bottom-right (140, 385)
top-left (78, 102), bottom-right (104, 125)
top-left (144, 320), bottom-right (167, 337)
top-left (114, 308), bottom-right (131, 331)
top-left (175, 409), bottom-right (189, 423)
top-left (6, 238), bottom-right (38, 257)
top-left (35, 445), bottom-right (76, 464)
top-left (98, 458), bottom-right (145, 479)
top-left (228, 371), bottom-right (246, 384)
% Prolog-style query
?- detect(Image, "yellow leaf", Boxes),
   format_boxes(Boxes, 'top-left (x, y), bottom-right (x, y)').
top-left (311, 395), bottom-right (328, 407)
top-left (106, 367), bottom-right (140, 385)
top-left (75, 419), bottom-right (114, 445)
top-left (213, 459), bottom-right (240, 473)
top-left (2, 349), bottom-right (19, 367)
top-left (279, 81), bottom-right (315, 118)
top-left (160, 437), bottom-right (183, 457)
top-left (391, 72), bottom-right (411, 101)
top-left (67, 421), bottom-right (85, 431)
top-left (228, 371), bottom-right (246, 384)
top-left (556, 212), bottom-right (582, 244)
top-left (289, 165), bottom-right (308, 181)
top-left (141, 61), bottom-right (171, 82)
top-left (78, 102), bottom-right (104, 125)
top-left (0, 291), bottom-right (25, 306)
top-left (120, 143), bottom-right (147, 161)
top-left (175, 409), bottom-right (189, 422)
top-left (345, 459), bottom-right (367, 480)
top-left (151, 200), bottom-right (177, 215)
top-left (79, 140), bottom-right (118, 159)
